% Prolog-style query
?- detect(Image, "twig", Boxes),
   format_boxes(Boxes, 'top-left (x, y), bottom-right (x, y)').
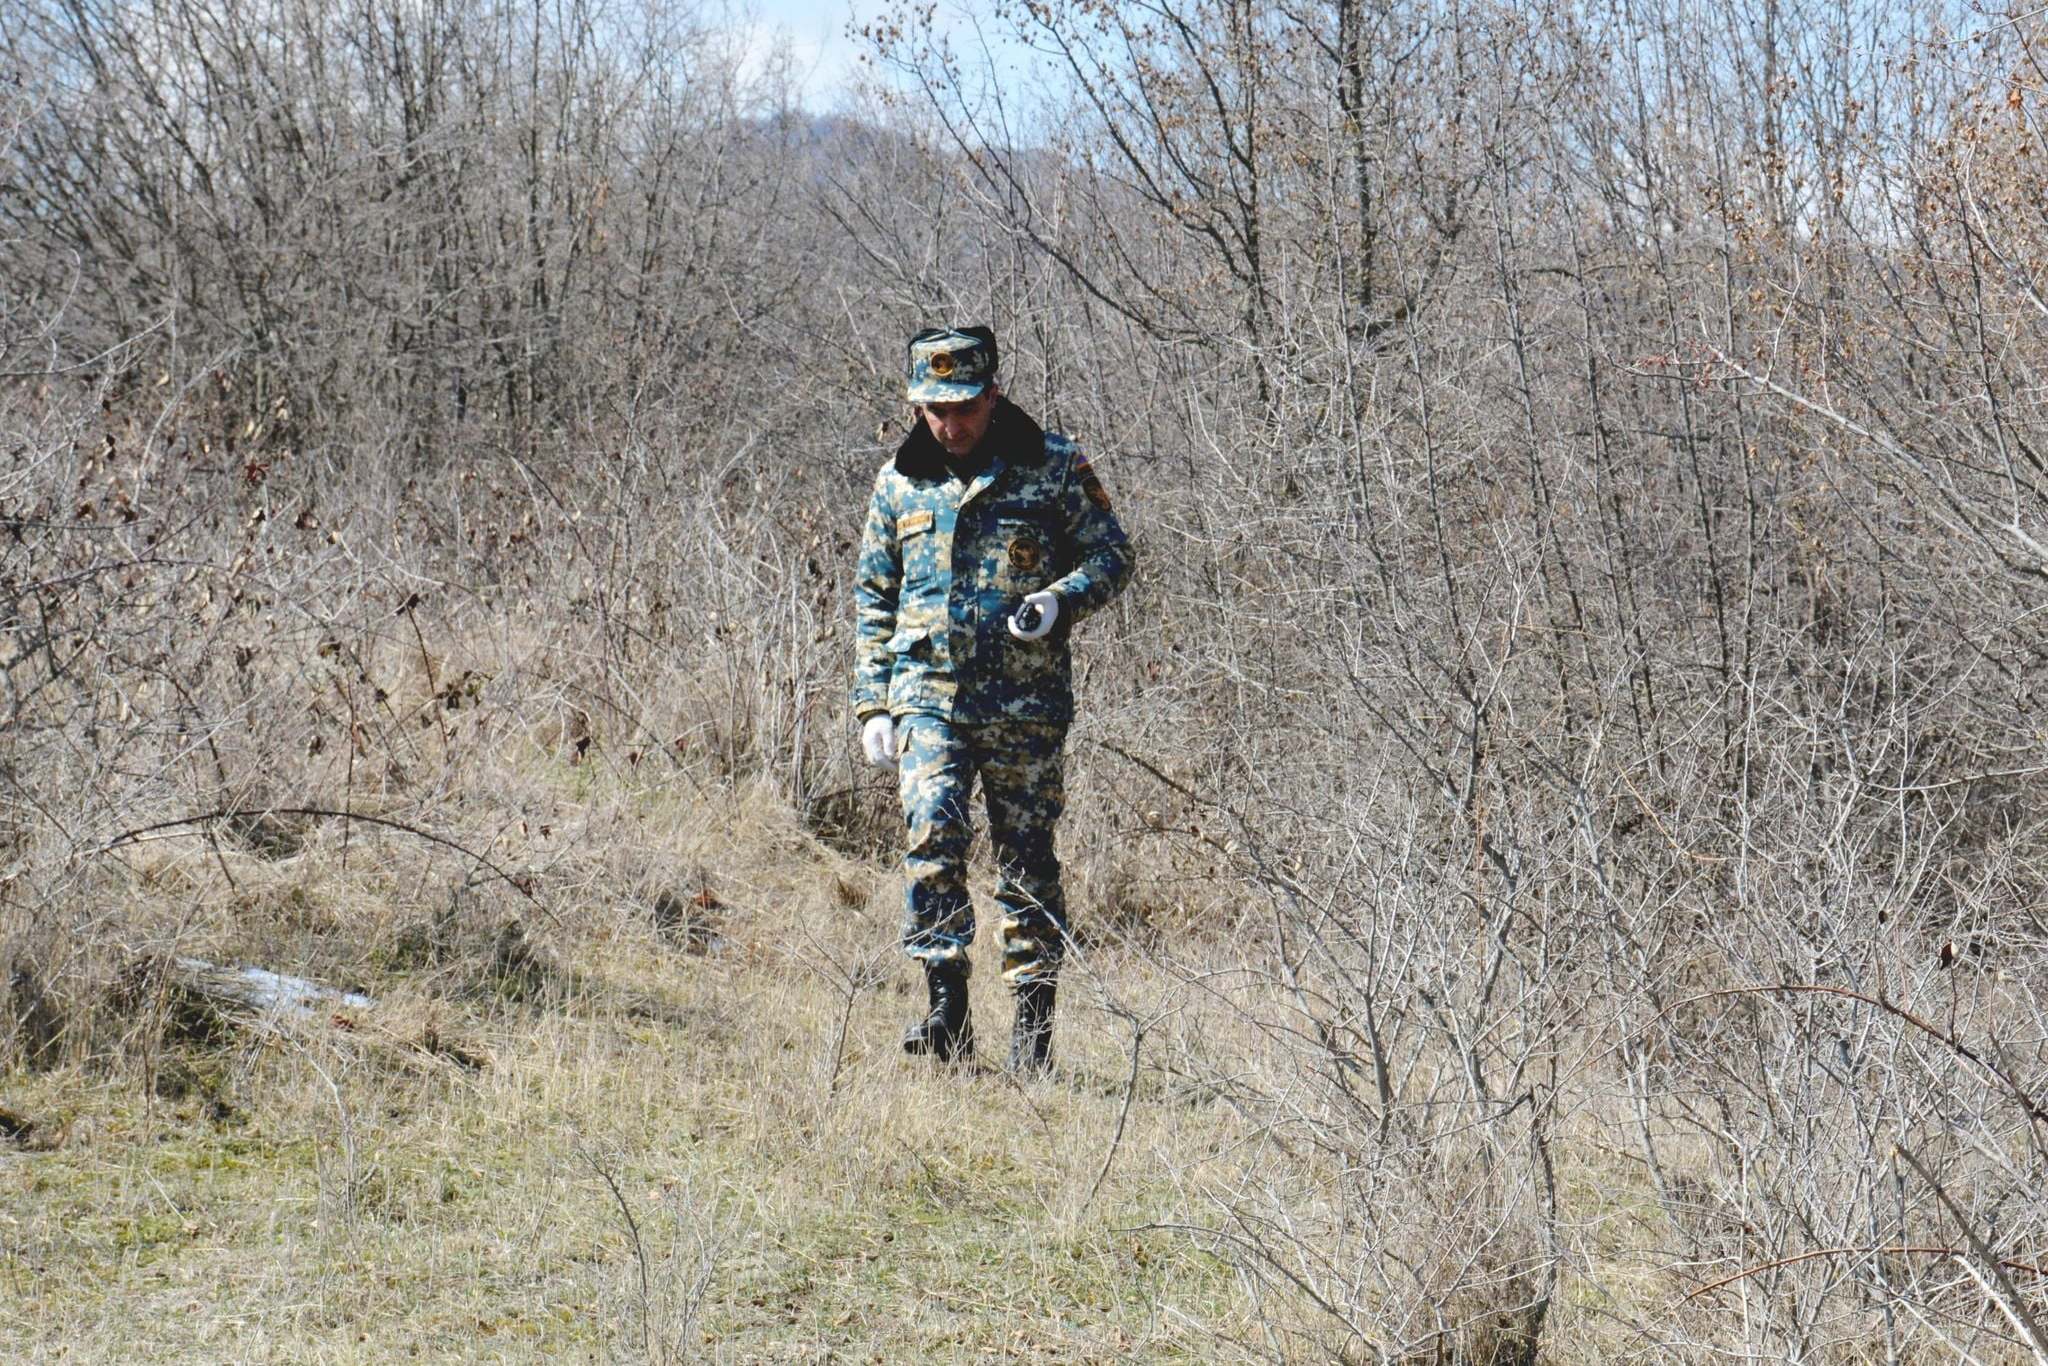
top-left (1082, 1008), bottom-right (1147, 1212)
top-left (820, 945), bottom-right (890, 1098)
top-left (1684, 1245), bottom-right (2048, 1303)
top-left (585, 1149), bottom-right (654, 1362)
top-left (96, 806), bottom-right (549, 916)
top-left (400, 596), bottom-right (451, 751)
top-left (1897, 1142), bottom-right (2048, 1362)
top-left (1652, 984), bottom-right (2048, 1127)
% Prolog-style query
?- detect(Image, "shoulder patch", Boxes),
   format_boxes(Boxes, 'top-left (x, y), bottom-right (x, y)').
top-left (1044, 432), bottom-right (1110, 510)
top-left (1071, 451), bottom-right (1112, 511)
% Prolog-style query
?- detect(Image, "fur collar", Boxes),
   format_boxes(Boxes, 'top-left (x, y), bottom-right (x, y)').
top-left (892, 398), bottom-right (1047, 480)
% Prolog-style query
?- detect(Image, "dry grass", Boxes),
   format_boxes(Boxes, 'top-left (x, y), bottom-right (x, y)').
top-left (13, 1), bottom-right (2048, 1353)
top-left (0, 766), bottom-right (1256, 1363)
top-left (8, 445), bottom-right (2037, 1359)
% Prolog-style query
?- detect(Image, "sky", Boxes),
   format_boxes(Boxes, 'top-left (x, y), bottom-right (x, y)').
top-left (737, 0), bottom-right (886, 106)
top-left (738, 0), bottom-right (1032, 111)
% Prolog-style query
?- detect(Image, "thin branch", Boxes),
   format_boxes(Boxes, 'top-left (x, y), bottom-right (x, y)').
top-left (1652, 984), bottom-right (2048, 1128)
top-left (96, 806), bottom-right (548, 913)
top-left (1897, 1143), bottom-right (2048, 1362)
top-left (1685, 1245), bottom-right (2048, 1303)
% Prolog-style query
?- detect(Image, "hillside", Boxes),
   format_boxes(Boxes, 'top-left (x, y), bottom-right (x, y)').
top-left (8, 0), bottom-right (2048, 1359)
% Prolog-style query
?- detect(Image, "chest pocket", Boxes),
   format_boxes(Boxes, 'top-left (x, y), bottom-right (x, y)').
top-left (898, 507), bottom-right (941, 585)
top-left (991, 513), bottom-right (1056, 594)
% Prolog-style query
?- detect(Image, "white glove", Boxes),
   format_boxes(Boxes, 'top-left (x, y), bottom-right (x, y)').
top-left (861, 714), bottom-right (897, 768)
top-left (1008, 591), bottom-right (1059, 641)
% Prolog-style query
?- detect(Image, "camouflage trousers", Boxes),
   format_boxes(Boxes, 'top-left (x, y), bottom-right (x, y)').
top-left (895, 714), bottom-right (1068, 986)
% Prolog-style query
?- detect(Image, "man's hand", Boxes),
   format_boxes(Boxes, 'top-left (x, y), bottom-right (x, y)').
top-left (1008, 591), bottom-right (1059, 641)
top-left (861, 714), bottom-right (897, 768)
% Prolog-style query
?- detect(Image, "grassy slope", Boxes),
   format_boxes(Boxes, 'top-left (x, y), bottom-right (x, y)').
top-left (0, 777), bottom-right (1251, 1363)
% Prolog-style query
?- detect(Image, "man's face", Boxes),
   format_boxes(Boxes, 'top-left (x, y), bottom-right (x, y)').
top-left (918, 384), bottom-right (1000, 458)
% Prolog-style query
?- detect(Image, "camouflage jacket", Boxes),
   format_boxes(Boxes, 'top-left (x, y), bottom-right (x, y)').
top-left (852, 400), bottom-right (1134, 725)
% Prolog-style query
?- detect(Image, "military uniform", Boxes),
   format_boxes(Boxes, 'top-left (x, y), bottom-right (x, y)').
top-left (852, 385), bottom-right (1133, 989)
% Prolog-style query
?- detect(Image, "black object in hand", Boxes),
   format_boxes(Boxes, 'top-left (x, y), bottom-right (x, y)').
top-left (1011, 600), bottom-right (1044, 634)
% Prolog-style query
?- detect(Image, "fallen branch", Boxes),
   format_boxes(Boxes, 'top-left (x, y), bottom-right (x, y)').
top-left (172, 957), bottom-right (374, 1015)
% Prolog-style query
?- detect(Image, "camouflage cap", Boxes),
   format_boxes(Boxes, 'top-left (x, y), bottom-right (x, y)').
top-left (906, 326), bottom-right (998, 403)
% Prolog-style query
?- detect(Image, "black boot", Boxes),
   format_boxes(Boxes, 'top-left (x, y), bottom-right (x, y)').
top-left (902, 961), bottom-right (974, 1061)
top-left (1009, 980), bottom-right (1056, 1075)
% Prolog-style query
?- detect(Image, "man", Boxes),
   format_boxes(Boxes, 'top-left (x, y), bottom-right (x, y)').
top-left (851, 325), bottom-right (1134, 1074)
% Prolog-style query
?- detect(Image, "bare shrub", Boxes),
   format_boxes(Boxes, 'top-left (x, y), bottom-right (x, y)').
top-left (6, 0), bottom-right (2048, 1355)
